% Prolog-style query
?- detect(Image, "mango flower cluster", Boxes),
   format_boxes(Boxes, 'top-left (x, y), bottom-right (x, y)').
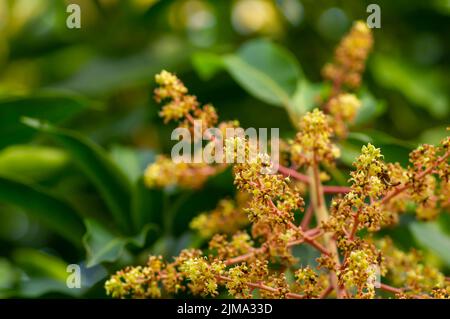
top-left (190, 196), bottom-right (250, 238)
top-left (328, 93), bottom-right (362, 138)
top-left (290, 108), bottom-right (340, 167)
top-left (322, 20), bottom-right (373, 89)
top-left (105, 21), bottom-right (450, 299)
top-left (144, 70), bottom-right (239, 189)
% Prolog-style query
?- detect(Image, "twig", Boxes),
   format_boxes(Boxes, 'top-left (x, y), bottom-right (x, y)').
top-left (318, 285), bottom-right (334, 299)
top-left (278, 164), bottom-right (351, 194)
top-left (381, 150), bottom-right (450, 205)
top-left (301, 204), bottom-right (314, 230)
top-left (217, 275), bottom-right (305, 299)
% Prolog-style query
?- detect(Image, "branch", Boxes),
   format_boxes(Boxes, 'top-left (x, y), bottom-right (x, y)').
top-left (301, 204), bottom-right (314, 230)
top-left (278, 165), bottom-right (350, 194)
top-left (318, 285), bottom-right (334, 299)
top-left (308, 164), bottom-right (347, 298)
top-left (378, 283), bottom-right (402, 294)
top-left (224, 228), bottom-right (323, 266)
top-left (217, 275), bottom-right (305, 299)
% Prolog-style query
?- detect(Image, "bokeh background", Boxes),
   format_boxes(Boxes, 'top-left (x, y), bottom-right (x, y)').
top-left (0, 0), bottom-right (449, 298)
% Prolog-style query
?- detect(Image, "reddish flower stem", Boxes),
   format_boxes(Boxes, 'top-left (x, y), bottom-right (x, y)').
top-left (308, 163), bottom-right (347, 298)
top-left (224, 228), bottom-right (323, 266)
top-left (323, 185), bottom-right (351, 194)
top-left (349, 208), bottom-right (361, 240)
top-left (217, 275), bottom-right (305, 299)
top-left (318, 285), bottom-right (334, 299)
top-left (378, 283), bottom-right (402, 294)
top-left (224, 247), bottom-right (266, 266)
top-left (278, 165), bottom-right (310, 183)
top-left (301, 204), bottom-right (314, 230)
top-left (278, 165), bottom-right (351, 194)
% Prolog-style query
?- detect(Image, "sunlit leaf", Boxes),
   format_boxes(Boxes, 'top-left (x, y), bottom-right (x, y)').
top-left (13, 249), bottom-right (68, 282)
top-left (0, 145), bottom-right (69, 181)
top-left (222, 39), bottom-right (302, 110)
top-left (191, 51), bottom-right (224, 80)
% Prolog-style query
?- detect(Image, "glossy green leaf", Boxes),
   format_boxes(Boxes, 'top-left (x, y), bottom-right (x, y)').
top-left (353, 89), bottom-right (386, 126)
top-left (23, 118), bottom-right (133, 233)
top-left (419, 126), bottom-right (450, 145)
top-left (0, 93), bottom-right (90, 149)
top-left (0, 176), bottom-right (85, 245)
top-left (110, 145), bottom-right (141, 183)
top-left (0, 145), bottom-right (69, 181)
top-left (222, 39), bottom-right (302, 109)
top-left (83, 219), bottom-right (155, 268)
top-left (131, 177), bottom-right (164, 232)
top-left (191, 51), bottom-right (224, 80)
top-left (15, 279), bottom-right (86, 298)
top-left (54, 43), bottom-right (192, 95)
top-left (12, 249), bottom-right (68, 282)
top-left (410, 221), bottom-right (450, 267)
top-left (371, 54), bottom-right (448, 118)
top-left (339, 131), bottom-right (414, 167)
top-left (0, 258), bottom-right (18, 292)
top-left (290, 80), bottom-right (324, 117)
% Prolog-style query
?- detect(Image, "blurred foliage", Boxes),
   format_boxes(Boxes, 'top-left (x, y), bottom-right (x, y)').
top-left (0, 0), bottom-right (448, 298)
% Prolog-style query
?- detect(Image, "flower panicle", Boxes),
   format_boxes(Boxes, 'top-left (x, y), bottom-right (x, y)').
top-left (322, 20), bottom-right (373, 89)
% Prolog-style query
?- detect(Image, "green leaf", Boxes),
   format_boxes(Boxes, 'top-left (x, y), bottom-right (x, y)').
top-left (15, 278), bottom-right (86, 298)
top-left (339, 130), bottom-right (414, 167)
top-left (370, 54), bottom-right (448, 118)
top-left (23, 118), bottom-right (133, 233)
top-left (0, 176), bottom-right (85, 245)
top-left (131, 177), bottom-right (164, 232)
top-left (12, 249), bottom-right (68, 282)
top-left (191, 51), bottom-right (224, 80)
top-left (53, 43), bottom-right (192, 95)
top-left (110, 145), bottom-right (141, 183)
top-left (419, 126), bottom-right (450, 145)
top-left (83, 219), bottom-right (154, 268)
top-left (353, 89), bottom-right (386, 126)
top-left (0, 258), bottom-right (18, 292)
top-left (0, 93), bottom-right (90, 149)
top-left (410, 221), bottom-right (450, 267)
top-left (222, 39), bottom-right (302, 110)
top-left (0, 145), bottom-right (69, 181)
top-left (290, 80), bottom-right (324, 117)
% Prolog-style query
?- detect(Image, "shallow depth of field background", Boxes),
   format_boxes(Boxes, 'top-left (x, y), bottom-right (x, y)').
top-left (0, 0), bottom-right (449, 298)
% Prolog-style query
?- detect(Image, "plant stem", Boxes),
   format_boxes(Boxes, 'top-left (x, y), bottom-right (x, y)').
top-left (217, 275), bottom-right (305, 299)
top-left (224, 228), bottom-right (322, 266)
top-left (278, 164), bottom-right (350, 194)
top-left (378, 283), bottom-right (402, 294)
top-left (318, 285), bottom-right (333, 299)
top-left (308, 164), bottom-right (346, 298)
top-left (301, 204), bottom-right (314, 230)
